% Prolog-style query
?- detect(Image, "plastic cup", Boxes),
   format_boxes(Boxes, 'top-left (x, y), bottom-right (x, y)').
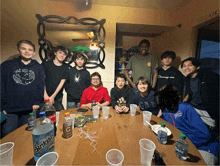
top-left (56, 112), bottom-right (60, 126)
top-left (0, 142), bottom-right (14, 165)
top-left (92, 106), bottom-right (100, 119)
top-left (36, 152), bottom-right (59, 166)
top-left (139, 138), bottom-right (156, 166)
top-left (143, 111), bottom-right (152, 125)
top-left (102, 106), bottom-right (110, 119)
top-left (106, 149), bottom-right (124, 166)
top-left (130, 104), bottom-right (137, 116)
top-left (70, 114), bottom-right (75, 129)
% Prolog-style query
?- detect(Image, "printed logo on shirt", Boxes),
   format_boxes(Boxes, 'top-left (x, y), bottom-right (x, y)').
top-left (139, 101), bottom-right (156, 110)
top-left (13, 69), bottom-right (35, 85)
top-left (158, 75), bottom-right (175, 79)
top-left (74, 73), bottom-right (81, 83)
top-left (147, 62), bottom-right (151, 67)
top-left (174, 111), bottom-right (182, 119)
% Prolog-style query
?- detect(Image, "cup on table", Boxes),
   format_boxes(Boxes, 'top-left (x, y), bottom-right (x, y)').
top-left (102, 106), bottom-right (110, 119)
top-left (92, 106), bottom-right (100, 119)
top-left (139, 138), bottom-right (156, 166)
top-left (130, 104), bottom-right (137, 116)
top-left (0, 142), bottom-right (14, 165)
top-left (36, 152), bottom-right (59, 166)
top-left (70, 114), bottom-right (75, 129)
top-left (106, 149), bottom-right (124, 166)
top-left (143, 111), bottom-right (152, 125)
top-left (56, 111), bottom-right (60, 126)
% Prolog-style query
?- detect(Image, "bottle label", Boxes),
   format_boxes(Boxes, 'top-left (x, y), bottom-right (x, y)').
top-left (158, 130), bottom-right (167, 140)
top-left (28, 121), bottom-right (36, 129)
top-left (48, 113), bottom-right (56, 123)
top-left (175, 146), bottom-right (187, 156)
top-left (32, 125), bottom-right (55, 158)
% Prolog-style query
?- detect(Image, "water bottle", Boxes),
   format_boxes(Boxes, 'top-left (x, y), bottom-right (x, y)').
top-left (32, 112), bottom-right (55, 162)
top-left (40, 99), bottom-right (57, 136)
top-left (175, 133), bottom-right (188, 160)
top-left (27, 112), bottom-right (36, 131)
top-left (157, 122), bottom-right (167, 144)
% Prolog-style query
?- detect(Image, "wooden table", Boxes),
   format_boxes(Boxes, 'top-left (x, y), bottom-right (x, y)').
top-left (1, 107), bottom-right (206, 165)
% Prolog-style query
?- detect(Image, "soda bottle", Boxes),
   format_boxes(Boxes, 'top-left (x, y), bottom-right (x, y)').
top-left (27, 112), bottom-right (36, 131)
top-left (32, 112), bottom-right (55, 162)
top-left (157, 122), bottom-right (167, 144)
top-left (175, 133), bottom-right (188, 160)
top-left (92, 100), bottom-right (96, 109)
top-left (40, 99), bottom-right (57, 136)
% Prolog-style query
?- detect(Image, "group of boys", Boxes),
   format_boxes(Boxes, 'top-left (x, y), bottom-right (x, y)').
top-left (1, 39), bottom-right (219, 163)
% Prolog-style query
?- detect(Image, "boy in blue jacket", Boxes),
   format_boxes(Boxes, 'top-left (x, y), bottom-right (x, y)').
top-left (1, 40), bottom-right (45, 137)
top-left (157, 84), bottom-right (219, 164)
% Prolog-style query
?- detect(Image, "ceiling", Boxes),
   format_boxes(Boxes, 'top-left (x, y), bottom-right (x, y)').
top-left (49, 0), bottom-right (192, 11)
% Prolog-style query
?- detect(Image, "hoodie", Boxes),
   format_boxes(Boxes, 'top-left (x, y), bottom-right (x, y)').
top-left (80, 85), bottom-right (111, 106)
top-left (110, 85), bottom-right (134, 109)
top-left (1, 57), bottom-right (45, 113)
top-left (65, 66), bottom-right (91, 102)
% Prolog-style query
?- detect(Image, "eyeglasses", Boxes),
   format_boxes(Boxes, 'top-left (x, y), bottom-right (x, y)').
top-left (91, 78), bottom-right (100, 81)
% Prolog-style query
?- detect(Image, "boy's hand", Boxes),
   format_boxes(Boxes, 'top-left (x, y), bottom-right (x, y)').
top-left (87, 103), bottom-right (92, 109)
top-left (115, 105), bottom-right (123, 114)
top-left (32, 105), bottom-right (39, 111)
top-left (96, 102), bottom-right (102, 107)
top-left (3, 110), bottom-right (7, 115)
top-left (121, 106), bottom-right (129, 113)
top-left (49, 96), bottom-right (55, 105)
top-left (157, 109), bottom-right (163, 118)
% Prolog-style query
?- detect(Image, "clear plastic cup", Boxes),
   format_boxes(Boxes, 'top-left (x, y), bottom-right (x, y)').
top-left (102, 106), bottom-right (110, 119)
top-left (143, 111), bottom-right (152, 125)
top-left (70, 114), bottom-right (75, 129)
top-left (0, 142), bottom-right (14, 165)
top-left (56, 112), bottom-right (60, 126)
top-left (106, 149), bottom-right (124, 166)
top-left (130, 104), bottom-right (137, 116)
top-left (139, 138), bottom-right (156, 166)
top-left (36, 152), bottom-right (59, 166)
top-left (92, 106), bottom-right (100, 119)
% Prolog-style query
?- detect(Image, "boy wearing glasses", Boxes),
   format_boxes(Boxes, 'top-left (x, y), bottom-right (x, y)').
top-left (80, 72), bottom-right (111, 109)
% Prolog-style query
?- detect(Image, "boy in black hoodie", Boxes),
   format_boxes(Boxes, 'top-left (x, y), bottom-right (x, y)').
top-left (110, 74), bottom-right (134, 113)
top-left (154, 51), bottom-right (184, 95)
top-left (1, 40), bottom-right (45, 137)
top-left (65, 52), bottom-right (90, 109)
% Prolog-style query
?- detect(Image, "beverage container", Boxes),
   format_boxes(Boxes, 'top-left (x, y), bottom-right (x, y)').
top-left (40, 99), bottom-right (57, 136)
top-left (92, 100), bottom-right (96, 109)
top-left (157, 123), bottom-right (167, 144)
top-left (130, 104), bottom-right (137, 116)
top-left (139, 138), bottom-right (156, 166)
top-left (143, 111), bottom-right (152, 125)
top-left (92, 106), bottom-right (100, 119)
top-left (64, 112), bottom-right (72, 125)
top-left (106, 149), bottom-right (124, 166)
top-left (32, 112), bottom-right (55, 162)
top-left (0, 142), bottom-right (14, 165)
top-left (175, 133), bottom-right (188, 160)
top-left (36, 152), bottom-right (59, 166)
top-left (102, 106), bottom-right (109, 119)
top-left (27, 112), bottom-right (36, 131)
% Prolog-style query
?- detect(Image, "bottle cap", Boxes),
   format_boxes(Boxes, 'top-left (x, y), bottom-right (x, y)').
top-left (64, 112), bottom-right (70, 117)
top-left (45, 99), bottom-right (50, 102)
top-left (180, 133), bottom-right (186, 139)
top-left (161, 122), bottom-right (165, 127)
top-left (39, 112), bottom-right (46, 117)
top-left (92, 100), bottom-right (95, 102)
top-left (30, 112), bottom-right (34, 116)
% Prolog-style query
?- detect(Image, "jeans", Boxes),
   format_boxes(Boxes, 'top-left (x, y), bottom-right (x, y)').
top-left (2, 110), bottom-right (31, 138)
top-left (67, 101), bottom-right (80, 109)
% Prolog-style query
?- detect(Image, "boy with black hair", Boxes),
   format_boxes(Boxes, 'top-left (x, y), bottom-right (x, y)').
top-left (65, 52), bottom-right (91, 109)
top-left (124, 39), bottom-right (158, 93)
top-left (181, 57), bottom-right (219, 141)
top-left (1, 40), bottom-right (45, 137)
top-left (80, 72), bottom-right (111, 109)
top-left (154, 51), bottom-right (184, 95)
top-left (110, 73), bottom-right (134, 114)
top-left (42, 45), bottom-right (69, 109)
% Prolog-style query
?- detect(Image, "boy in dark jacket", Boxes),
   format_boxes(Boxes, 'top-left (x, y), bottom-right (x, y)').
top-left (1, 40), bottom-right (45, 137)
top-left (154, 51), bottom-right (184, 95)
top-left (65, 52), bottom-right (90, 109)
top-left (110, 74), bottom-right (134, 113)
top-left (181, 57), bottom-right (219, 141)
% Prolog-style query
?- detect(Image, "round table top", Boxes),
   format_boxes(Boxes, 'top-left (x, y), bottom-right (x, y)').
top-left (1, 107), bottom-right (206, 165)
